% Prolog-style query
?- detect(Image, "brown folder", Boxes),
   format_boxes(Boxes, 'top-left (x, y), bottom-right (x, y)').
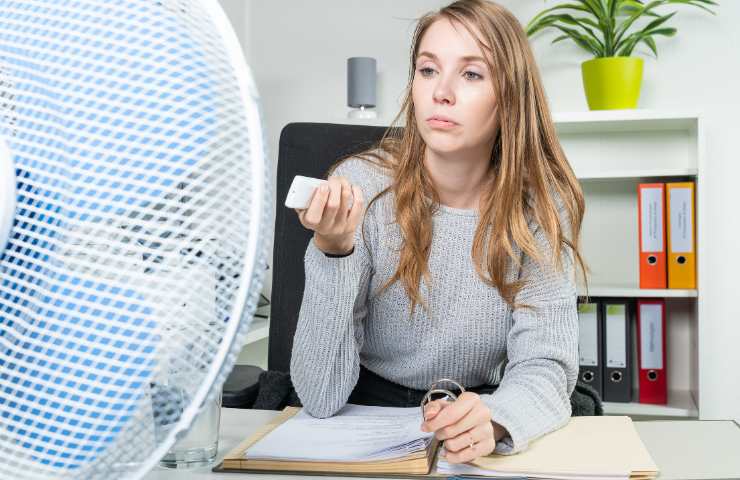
top-left (214, 406), bottom-right (440, 477)
top-left (464, 416), bottom-right (658, 480)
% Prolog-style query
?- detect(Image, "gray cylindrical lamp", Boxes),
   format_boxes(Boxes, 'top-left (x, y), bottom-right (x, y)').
top-left (347, 57), bottom-right (377, 119)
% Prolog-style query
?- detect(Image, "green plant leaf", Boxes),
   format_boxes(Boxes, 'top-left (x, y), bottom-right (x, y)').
top-left (579, 0), bottom-right (609, 20)
top-left (579, 0), bottom-right (612, 36)
top-left (552, 24), bottom-right (605, 56)
top-left (608, 0), bottom-right (619, 18)
top-left (619, 6), bottom-right (661, 19)
top-left (614, 1), bottom-right (656, 48)
top-left (525, 3), bottom-right (592, 35)
top-left (616, 0), bottom-right (646, 16)
top-left (527, 0), bottom-right (717, 59)
top-left (614, 1), bottom-right (678, 53)
top-left (616, 26), bottom-right (677, 55)
top-left (604, 0), bottom-right (618, 54)
top-left (642, 35), bottom-right (659, 58)
top-left (663, 0), bottom-right (719, 15)
top-left (551, 34), bottom-right (572, 45)
top-left (526, 13), bottom-right (605, 50)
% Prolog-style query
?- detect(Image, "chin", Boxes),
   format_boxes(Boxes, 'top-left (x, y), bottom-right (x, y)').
top-left (423, 135), bottom-right (464, 154)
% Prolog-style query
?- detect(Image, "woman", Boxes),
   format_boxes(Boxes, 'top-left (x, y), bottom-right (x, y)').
top-left (290, 0), bottom-right (587, 464)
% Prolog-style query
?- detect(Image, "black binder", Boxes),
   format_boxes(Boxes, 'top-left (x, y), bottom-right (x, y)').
top-left (577, 298), bottom-right (603, 400)
top-left (601, 298), bottom-right (633, 403)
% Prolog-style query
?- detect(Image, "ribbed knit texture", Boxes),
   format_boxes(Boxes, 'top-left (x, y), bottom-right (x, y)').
top-left (290, 154), bottom-right (579, 455)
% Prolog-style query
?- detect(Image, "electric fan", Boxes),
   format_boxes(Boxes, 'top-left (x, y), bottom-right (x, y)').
top-left (0, 0), bottom-right (272, 478)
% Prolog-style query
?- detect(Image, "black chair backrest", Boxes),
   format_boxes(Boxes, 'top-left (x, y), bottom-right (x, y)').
top-left (268, 122), bottom-right (391, 372)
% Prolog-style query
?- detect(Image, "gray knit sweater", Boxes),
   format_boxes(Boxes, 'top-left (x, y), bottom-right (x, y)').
top-left (290, 155), bottom-right (579, 455)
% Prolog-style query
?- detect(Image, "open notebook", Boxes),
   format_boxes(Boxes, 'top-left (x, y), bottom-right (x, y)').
top-left (215, 404), bottom-right (658, 480)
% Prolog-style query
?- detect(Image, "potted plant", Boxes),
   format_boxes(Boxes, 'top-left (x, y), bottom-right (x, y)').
top-left (526, 0), bottom-right (718, 110)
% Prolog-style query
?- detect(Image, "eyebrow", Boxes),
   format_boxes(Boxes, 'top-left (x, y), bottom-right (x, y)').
top-left (416, 51), bottom-right (486, 63)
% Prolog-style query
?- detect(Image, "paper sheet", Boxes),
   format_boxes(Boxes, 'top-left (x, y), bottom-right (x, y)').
top-left (244, 403), bottom-right (434, 462)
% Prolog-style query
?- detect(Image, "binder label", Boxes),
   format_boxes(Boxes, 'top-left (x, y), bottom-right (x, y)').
top-left (669, 187), bottom-right (693, 253)
top-left (606, 304), bottom-right (627, 368)
top-left (641, 187), bottom-right (663, 252)
top-left (640, 304), bottom-right (663, 370)
top-left (578, 303), bottom-right (598, 367)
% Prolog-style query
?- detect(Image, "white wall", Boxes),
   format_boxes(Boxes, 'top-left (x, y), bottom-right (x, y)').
top-left (219, 0), bottom-right (740, 421)
top-left (218, 0), bottom-right (252, 65)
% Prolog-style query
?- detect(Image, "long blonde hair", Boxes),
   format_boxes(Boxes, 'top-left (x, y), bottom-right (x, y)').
top-left (328, 0), bottom-right (587, 316)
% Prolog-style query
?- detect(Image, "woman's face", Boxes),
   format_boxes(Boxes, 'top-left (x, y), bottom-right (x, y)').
top-left (412, 18), bottom-right (499, 155)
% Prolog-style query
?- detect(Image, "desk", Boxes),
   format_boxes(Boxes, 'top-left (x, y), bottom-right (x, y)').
top-left (144, 408), bottom-right (740, 480)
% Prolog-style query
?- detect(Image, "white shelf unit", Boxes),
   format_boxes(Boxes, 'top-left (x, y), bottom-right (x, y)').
top-left (556, 108), bottom-right (704, 419)
top-left (579, 286), bottom-right (697, 298)
top-left (603, 390), bottom-right (698, 418)
top-left (236, 313), bottom-right (270, 370)
top-left (244, 315), bottom-right (270, 345)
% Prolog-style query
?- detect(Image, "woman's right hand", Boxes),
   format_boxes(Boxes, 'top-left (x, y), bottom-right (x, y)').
top-left (295, 175), bottom-right (365, 255)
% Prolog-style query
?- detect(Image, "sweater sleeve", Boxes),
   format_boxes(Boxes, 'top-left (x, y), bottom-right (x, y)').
top-left (289, 162), bottom-right (377, 418)
top-left (481, 202), bottom-right (579, 455)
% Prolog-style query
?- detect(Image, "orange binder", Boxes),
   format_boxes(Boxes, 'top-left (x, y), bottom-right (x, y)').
top-left (638, 183), bottom-right (667, 289)
top-left (666, 182), bottom-right (696, 289)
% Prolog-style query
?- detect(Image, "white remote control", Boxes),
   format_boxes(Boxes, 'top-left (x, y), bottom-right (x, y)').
top-left (284, 175), bottom-right (329, 209)
top-left (284, 175), bottom-right (355, 210)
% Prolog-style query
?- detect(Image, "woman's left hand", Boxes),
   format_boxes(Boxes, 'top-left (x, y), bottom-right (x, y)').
top-left (420, 391), bottom-right (505, 464)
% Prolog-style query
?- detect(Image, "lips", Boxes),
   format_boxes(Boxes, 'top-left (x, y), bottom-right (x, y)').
top-left (427, 115), bottom-right (458, 124)
top-left (426, 116), bottom-right (458, 129)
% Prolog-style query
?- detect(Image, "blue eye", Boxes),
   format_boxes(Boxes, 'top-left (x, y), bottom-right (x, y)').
top-left (419, 67), bottom-right (435, 77)
top-left (464, 71), bottom-right (483, 80)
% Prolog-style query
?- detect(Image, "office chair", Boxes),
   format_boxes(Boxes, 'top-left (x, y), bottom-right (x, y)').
top-left (268, 122), bottom-right (390, 371)
top-left (222, 122), bottom-right (388, 407)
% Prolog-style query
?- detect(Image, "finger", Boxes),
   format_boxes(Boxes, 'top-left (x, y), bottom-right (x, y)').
top-left (424, 392), bottom-right (479, 433)
top-left (322, 176), bottom-right (343, 227)
top-left (303, 183), bottom-right (329, 227)
top-left (435, 402), bottom-right (490, 441)
top-left (422, 399), bottom-right (452, 425)
top-left (443, 421), bottom-right (493, 454)
top-left (338, 177), bottom-right (353, 218)
top-left (346, 185), bottom-right (364, 229)
top-left (444, 425), bottom-right (495, 464)
top-left (444, 438), bottom-right (495, 464)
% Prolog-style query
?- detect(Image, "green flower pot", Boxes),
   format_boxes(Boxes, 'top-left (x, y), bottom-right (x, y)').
top-left (581, 56), bottom-right (644, 110)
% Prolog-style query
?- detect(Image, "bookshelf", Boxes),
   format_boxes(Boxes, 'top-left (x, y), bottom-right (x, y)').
top-left (556, 108), bottom-right (704, 419)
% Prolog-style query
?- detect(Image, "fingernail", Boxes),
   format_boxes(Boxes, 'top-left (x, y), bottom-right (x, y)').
top-left (420, 424), bottom-right (428, 432)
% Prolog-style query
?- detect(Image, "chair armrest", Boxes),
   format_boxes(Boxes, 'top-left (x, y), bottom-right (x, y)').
top-left (222, 364), bottom-right (264, 408)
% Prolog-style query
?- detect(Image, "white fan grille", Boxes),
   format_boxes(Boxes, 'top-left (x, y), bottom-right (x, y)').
top-left (0, 0), bottom-right (271, 478)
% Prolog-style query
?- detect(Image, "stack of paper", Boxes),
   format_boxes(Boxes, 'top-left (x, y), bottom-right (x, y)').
top-left (220, 404), bottom-right (439, 475)
top-left (245, 404), bottom-right (433, 462)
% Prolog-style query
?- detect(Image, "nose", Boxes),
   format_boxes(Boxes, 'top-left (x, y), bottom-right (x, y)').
top-left (432, 73), bottom-right (455, 105)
